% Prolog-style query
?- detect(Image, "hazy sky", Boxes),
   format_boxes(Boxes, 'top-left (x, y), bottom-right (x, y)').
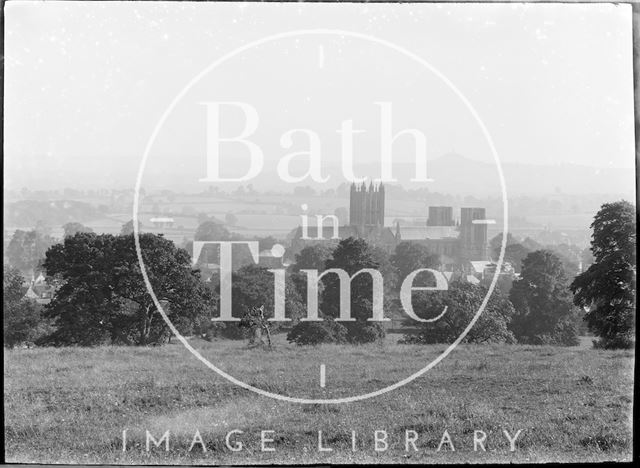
top-left (4, 1), bottom-right (635, 192)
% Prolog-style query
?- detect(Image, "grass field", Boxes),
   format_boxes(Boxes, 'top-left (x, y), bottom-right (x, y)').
top-left (4, 335), bottom-right (634, 464)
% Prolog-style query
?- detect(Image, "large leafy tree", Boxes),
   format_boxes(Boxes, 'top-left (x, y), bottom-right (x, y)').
top-left (42, 232), bottom-right (213, 346)
top-left (509, 250), bottom-right (580, 346)
top-left (289, 244), bottom-right (333, 305)
top-left (291, 244), bottom-right (332, 273)
top-left (570, 201), bottom-right (636, 349)
top-left (321, 237), bottom-right (386, 343)
top-left (400, 281), bottom-right (516, 344)
top-left (390, 241), bottom-right (440, 286)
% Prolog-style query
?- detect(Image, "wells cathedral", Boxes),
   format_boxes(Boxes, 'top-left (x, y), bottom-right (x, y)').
top-left (290, 181), bottom-right (490, 271)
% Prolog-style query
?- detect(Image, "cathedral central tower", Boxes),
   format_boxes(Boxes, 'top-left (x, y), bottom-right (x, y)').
top-left (349, 181), bottom-right (385, 227)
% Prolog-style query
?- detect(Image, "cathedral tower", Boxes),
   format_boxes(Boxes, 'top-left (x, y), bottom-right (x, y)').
top-left (459, 207), bottom-right (489, 260)
top-left (349, 181), bottom-right (385, 227)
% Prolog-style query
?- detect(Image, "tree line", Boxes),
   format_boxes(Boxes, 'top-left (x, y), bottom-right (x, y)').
top-left (3, 201), bottom-right (635, 349)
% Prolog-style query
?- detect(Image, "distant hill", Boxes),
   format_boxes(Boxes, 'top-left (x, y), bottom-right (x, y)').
top-left (161, 153), bottom-right (634, 197)
top-left (349, 153), bottom-right (635, 197)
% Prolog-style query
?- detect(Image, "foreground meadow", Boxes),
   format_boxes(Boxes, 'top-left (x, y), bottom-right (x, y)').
top-left (4, 335), bottom-right (634, 464)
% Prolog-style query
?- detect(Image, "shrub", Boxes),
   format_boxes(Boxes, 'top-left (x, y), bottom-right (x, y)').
top-left (286, 320), bottom-right (348, 345)
top-left (217, 322), bottom-right (249, 340)
top-left (343, 322), bottom-right (386, 344)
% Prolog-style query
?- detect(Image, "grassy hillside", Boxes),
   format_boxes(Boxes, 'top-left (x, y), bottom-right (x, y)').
top-left (4, 336), bottom-right (633, 464)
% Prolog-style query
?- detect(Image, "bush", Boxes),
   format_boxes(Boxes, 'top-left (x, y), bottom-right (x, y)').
top-left (287, 320), bottom-right (348, 345)
top-left (198, 321), bottom-right (227, 341)
top-left (343, 322), bottom-right (386, 344)
top-left (217, 322), bottom-right (249, 340)
top-left (592, 335), bottom-right (634, 350)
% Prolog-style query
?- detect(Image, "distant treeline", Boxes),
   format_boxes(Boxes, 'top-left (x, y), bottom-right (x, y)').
top-left (4, 200), bottom-right (108, 228)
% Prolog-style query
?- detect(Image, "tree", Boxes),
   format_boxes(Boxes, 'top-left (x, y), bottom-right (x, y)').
top-left (321, 237), bottom-right (386, 343)
top-left (3, 266), bottom-right (51, 347)
top-left (571, 201), bottom-right (636, 349)
top-left (5, 229), bottom-right (56, 274)
top-left (258, 236), bottom-right (279, 252)
top-left (509, 250), bottom-right (580, 346)
top-left (291, 244), bottom-right (332, 273)
top-left (399, 281), bottom-right (516, 344)
top-left (41, 232), bottom-right (213, 346)
top-left (289, 244), bottom-right (333, 310)
top-left (390, 241), bottom-right (440, 285)
top-left (193, 220), bottom-right (232, 267)
top-left (489, 233), bottom-right (518, 259)
top-left (195, 220), bottom-right (231, 241)
top-left (225, 212), bottom-right (238, 226)
top-left (62, 222), bottom-right (93, 238)
top-left (218, 264), bottom-right (305, 340)
top-left (502, 243), bottom-right (531, 274)
top-left (239, 305), bottom-right (273, 349)
top-left (546, 243), bottom-right (581, 279)
top-left (521, 237), bottom-right (542, 252)
top-left (371, 245), bottom-right (400, 303)
top-left (3, 266), bottom-right (25, 304)
top-left (120, 220), bottom-right (143, 236)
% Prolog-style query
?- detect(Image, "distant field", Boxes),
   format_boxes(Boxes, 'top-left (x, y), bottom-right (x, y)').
top-left (525, 213), bottom-right (595, 230)
top-left (4, 335), bottom-right (633, 464)
top-left (4, 192), bottom-right (597, 246)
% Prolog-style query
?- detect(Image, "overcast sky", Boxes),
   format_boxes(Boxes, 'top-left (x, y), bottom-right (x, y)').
top-left (4, 1), bottom-right (635, 192)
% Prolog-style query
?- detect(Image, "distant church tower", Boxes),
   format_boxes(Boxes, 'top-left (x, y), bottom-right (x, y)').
top-left (349, 181), bottom-right (385, 227)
